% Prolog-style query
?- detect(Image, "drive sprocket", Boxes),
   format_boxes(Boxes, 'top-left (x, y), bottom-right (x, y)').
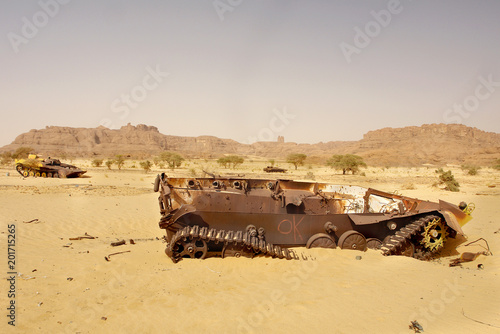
top-left (421, 217), bottom-right (448, 252)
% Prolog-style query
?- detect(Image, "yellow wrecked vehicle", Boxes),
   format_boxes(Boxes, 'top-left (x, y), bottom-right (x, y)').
top-left (15, 154), bottom-right (86, 178)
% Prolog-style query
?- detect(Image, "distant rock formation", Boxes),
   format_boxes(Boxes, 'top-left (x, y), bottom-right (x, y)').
top-left (1, 123), bottom-right (499, 166)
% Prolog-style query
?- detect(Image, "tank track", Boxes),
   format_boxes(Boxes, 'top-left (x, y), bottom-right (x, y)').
top-left (166, 225), bottom-right (294, 263)
top-left (381, 215), bottom-right (439, 260)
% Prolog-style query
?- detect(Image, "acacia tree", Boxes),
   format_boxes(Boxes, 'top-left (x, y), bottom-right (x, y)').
top-left (326, 154), bottom-right (367, 175)
top-left (286, 153), bottom-right (307, 170)
top-left (159, 152), bottom-right (184, 170)
top-left (217, 155), bottom-right (244, 169)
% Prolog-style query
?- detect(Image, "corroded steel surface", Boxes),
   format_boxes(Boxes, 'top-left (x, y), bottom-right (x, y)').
top-left (155, 174), bottom-right (473, 262)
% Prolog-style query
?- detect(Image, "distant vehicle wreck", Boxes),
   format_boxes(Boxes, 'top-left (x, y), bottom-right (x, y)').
top-left (15, 154), bottom-right (86, 178)
top-left (263, 166), bottom-right (287, 173)
top-left (154, 175), bottom-right (474, 263)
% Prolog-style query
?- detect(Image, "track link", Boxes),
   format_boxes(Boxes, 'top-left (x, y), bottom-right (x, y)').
top-left (167, 225), bottom-right (294, 263)
top-left (381, 215), bottom-right (440, 259)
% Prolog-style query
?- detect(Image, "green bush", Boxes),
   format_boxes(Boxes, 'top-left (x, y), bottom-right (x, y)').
top-left (435, 168), bottom-right (460, 192)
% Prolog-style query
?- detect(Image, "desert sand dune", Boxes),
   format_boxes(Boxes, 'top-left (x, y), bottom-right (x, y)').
top-left (1, 165), bottom-right (499, 334)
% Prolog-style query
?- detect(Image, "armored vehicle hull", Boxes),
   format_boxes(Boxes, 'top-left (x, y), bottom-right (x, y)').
top-left (155, 174), bottom-right (473, 263)
top-left (15, 155), bottom-right (86, 178)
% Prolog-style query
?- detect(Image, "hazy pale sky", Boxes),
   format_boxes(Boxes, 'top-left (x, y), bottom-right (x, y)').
top-left (1, 0), bottom-right (499, 147)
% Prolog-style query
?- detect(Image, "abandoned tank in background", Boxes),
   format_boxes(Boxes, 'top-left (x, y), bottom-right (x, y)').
top-left (154, 174), bottom-right (474, 263)
top-left (15, 154), bottom-right (86, 178)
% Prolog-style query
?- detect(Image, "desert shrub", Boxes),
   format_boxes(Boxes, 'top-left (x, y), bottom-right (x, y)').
top-left (1, 152), bottom-right (13, 165)
top-left (140, 160), bottom-right (152, 173)
top-left (286, 153), bottom-right (307, 170)
top-left (435, 168), bottom-right (460, 192)
top-left (305, 171), bottom-right (315, 180)
top-left (360, 172), bottom-right (366, 177)
top-left (402, 183), bottom-right (416, 190)
top-left (326, 154), bottom-right (367, 175)
top-left (493, 159), bottom-right (500, 170)
top-left (105, 160), bottom-right (114, 170)
top-left (189, 168), bottom-right (197, 177)
top-left (115, 155), bottom-right (125, 170)
top-left (11, 147), bottom-right (34, 159)
top-left (91, 159), bottom-right (103, 167)
top-left (461, 164), bottom-right (480, 176)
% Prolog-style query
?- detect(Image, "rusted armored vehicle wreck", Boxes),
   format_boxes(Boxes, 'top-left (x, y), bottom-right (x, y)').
top-left (155, 174), bottom-right (473, 263)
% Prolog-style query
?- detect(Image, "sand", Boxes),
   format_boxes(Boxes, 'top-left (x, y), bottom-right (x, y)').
top-left (1, 163), bottom-right (499, 333)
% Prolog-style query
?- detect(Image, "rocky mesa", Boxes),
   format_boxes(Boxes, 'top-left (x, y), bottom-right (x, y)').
top-left (1, 123), bottom-right (499, 166)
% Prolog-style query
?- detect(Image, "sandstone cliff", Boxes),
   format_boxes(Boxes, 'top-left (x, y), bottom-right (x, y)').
top-left (1, 123), bottom-right (499, 166)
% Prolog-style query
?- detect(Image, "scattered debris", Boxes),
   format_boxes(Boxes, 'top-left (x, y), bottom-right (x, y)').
top-left (464, 238), bottom-right (493, 255)
top-left (23, 219), bottom-right (40, 224)
top-left (449, 252), bottom-right (488, 267)
top-left (462, 308), bottom-right (500, 329)
top-left (449, 238), bottom-right (492, 267)
top-left (129, 239), bottom-right (135, 245)
top-left (111, 240), bottom-right (126, 247)
top-left (62, 243), bottom-right (72, 248)
top-left (67, 277), bottom-right (74, 281)
top-left (38, 302), bottom-right (43, 307)
top-left (105, 250), bottom-right (131, 261)
top-left (101, 317), bottom-right (107, 321)
top-left (478, 264), bottom-right (484, 269)
top-left (69, 233), bottom-right (96, 240)
top-left (355, 256), bottom-right (362, 260)
top-left (206, 267), bottom-right (222, 275)
top-left (409, 320), bottom-right (424, 333)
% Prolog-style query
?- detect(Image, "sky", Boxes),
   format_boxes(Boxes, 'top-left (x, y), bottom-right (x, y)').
top-left (1, 0), bottom-right (499, 147)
